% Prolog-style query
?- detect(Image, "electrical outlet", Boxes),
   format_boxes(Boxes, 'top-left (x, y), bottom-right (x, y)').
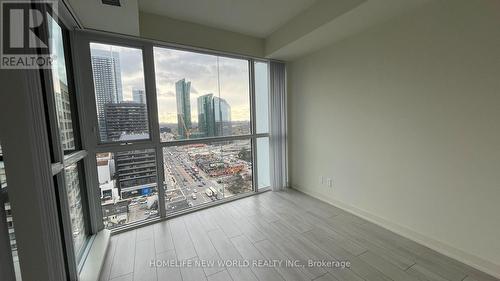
top-left (327, 178), bottom-right (333, 188)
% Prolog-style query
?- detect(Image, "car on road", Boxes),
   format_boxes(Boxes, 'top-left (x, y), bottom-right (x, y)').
top-left (209, 186), bottom-right (218, 197)
top-left (193, 189), bottom-right (197, 193)
top-left (192, 193), bottom-right (197, 200)
top-left (205, 188), bottom-right (213, 197)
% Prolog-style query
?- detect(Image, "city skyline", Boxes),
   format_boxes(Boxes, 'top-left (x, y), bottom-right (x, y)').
top-left (155, 47), bottom-right (250, 123)
top-left (176, 79), bottom-right (192, 138)
top-left (90, 43), bottom-right (250, 124)
top-left (176, 78), bottom-right (233, 138)
top-left (90, 45), bottom-right (124, 141)
top-left (132, 88), bottom-right (146, 104)
top-left (197, 93), bottom-right (232, 137)
top-left (90, 43), bottom-right (144, 103)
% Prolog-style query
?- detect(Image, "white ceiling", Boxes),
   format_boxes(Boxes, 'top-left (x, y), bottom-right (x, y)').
top-left (138, 0), bottom-right (318, 38)
top-left (268, 0), bottom-right (433, 60)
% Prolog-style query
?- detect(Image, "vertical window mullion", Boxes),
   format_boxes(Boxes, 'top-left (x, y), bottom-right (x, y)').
top-left (62, 29), bottom-right (83, 152)
top-left (41, 66), bottom-right (65, 164)
top-left (249, 59), bottom-right (258, 192)
top-left (144, 44), bottom-right (167, 218)
top-left (71, 33), bottom-right (103, 233)
top-left (143, 44), bottom-right (159, 143)
top-left (155, 146), bottom-right (166, 218)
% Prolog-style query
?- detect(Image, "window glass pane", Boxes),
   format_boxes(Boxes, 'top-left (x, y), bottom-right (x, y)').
top-left (90, 43), bottom-right (149, 142)
top-left (255, 61), bottom-right (269, 134)
top-left (97, 149), bottom-right (159, 229)
top-left (257, 137), bottom-right (271, 188)
top-left (48, 16), bottom-right (75, 151)
top-left (154, 47), bottom-right (251, 141)
top-left (0, 148), bottom-right (5, 190)
top-left (3, 202), bottom-right (21, 280)
top-left (217, 57), bottom-right (250, 135)
top-left (64, 163), bottom-right (86, 259)
top-left (164, 139), bottom-right (253, 214)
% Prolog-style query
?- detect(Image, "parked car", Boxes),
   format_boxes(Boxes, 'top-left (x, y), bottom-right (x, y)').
top-left (205, 189), bottom-right (213, 197)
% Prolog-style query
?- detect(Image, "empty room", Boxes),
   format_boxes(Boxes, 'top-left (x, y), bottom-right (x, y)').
top-left (0, 0), bottom-right (499, 281)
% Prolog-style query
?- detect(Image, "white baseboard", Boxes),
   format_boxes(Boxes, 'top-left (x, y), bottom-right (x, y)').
top-left (290, 184), bottom-right (500, 279)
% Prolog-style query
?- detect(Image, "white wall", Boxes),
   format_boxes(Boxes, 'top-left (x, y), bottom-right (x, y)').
top-left (139, 12), bottom-right (264, 58)
top-left (287, 0), bottom-right (500, 276)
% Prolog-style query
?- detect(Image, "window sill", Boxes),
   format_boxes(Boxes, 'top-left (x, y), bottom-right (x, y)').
top-left (79, 229), bottom-right (111, 281)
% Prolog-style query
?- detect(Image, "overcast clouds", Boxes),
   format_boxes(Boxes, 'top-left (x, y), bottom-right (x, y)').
top-left (91, 43), bottom-right (250, 124)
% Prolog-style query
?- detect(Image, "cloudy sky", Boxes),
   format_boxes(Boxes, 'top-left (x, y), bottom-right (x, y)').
top-left (91, 43), bottom-right (250, 124)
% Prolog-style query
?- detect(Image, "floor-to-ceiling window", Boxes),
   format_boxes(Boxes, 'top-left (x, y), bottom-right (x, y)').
top-left (45, 14), bottom-right (91, 276)
top-left (154, 47), bottom-right (257, 214)
top-left (254, 61), bottom-right (271, 189)
top-left (88, 43), bottom-right (160, 229)
top-left (73, 32), bottom-right (271, 231)
top-left (0, 3), bottom-right (91, 279)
